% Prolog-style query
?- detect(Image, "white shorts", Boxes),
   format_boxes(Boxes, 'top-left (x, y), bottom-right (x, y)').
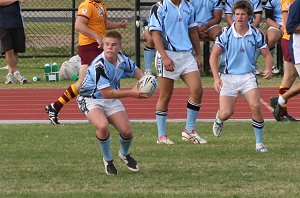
top-left (292, 34), bottom-right (300, 65)
top-left (77, 96), bottom-right (125, 117)
top-left (220, 73), bottom-right (258, 97)
top-left (268, 26), bottom-right (284, 36)
top-left (155, 50), bottom-right (198, 80)
top-left (205, 24), bottom-right (221, 32)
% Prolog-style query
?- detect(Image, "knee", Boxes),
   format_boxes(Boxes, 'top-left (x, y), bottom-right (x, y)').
top-left (219, 110), bottom-right (232, 121)
top-left (190, 87), bottom-right (203, 100)
top-left (120, 127), bottom-right (132, 139)
top-left (158, 94), bottom-right (172, 104)
top-left (250, 104), bottom-right (261, 114)
top-left (95, 121), bottom-right (110, 137)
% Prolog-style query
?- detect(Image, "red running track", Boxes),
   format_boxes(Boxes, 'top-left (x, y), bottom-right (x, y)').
top-left (0, 88), bottom-right (299, 122)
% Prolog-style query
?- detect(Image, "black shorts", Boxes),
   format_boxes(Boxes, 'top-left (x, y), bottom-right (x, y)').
top-left (0, 28), bottom-right (25, 55)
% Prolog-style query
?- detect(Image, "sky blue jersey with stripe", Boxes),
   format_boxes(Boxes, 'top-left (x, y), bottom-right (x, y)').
top-left (215, 23), bottom-right (267, 74)
top-left (149, 0), bottom-right (197, 51)
top-left (79, 52), bottom-right (138, 99)
top-left (264, 0), bottom-right (282, 24)
top-left (189, 0), bottom-right (224, 25)
top-left (224, 0), bottom-right (262, 23)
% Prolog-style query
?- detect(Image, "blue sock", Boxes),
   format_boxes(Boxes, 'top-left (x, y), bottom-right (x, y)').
top-left (185, 100), bottom-right (200, 132)
top-left (144, 46), bottom-right (156, 70)
top-left (252, 119), bottom-right (264, 144)
top-left (156, 111), bottom-right (167, 138)
top-left (119, 135), bottom-right (132, 156)
top-left (97, 135), bottom-right (112, 161)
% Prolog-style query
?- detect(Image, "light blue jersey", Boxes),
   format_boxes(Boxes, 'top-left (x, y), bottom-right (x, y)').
top-left (224, 0), bottom-right (262, 23)
top-left (79, 52), bottom-right (138, 99)
top-left (264, 0), bottom-right (282, 24)
top-left (149, 0), bottom-right (197, 51)
top-left (190, 0), bottom-right (224, 25)
top-left (215, 23), bottom-right (267, 74)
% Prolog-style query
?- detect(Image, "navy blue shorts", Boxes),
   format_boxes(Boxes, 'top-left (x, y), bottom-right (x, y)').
top-left (0, 28), bottom-right (25, 54)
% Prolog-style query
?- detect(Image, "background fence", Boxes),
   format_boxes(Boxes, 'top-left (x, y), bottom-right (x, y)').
top-left (0, 0), bottom-right (280, 74)
top-left (0, 0), bottom-right (137, 68)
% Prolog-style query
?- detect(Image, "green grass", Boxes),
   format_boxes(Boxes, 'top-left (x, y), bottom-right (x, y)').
top-left (0, 122), bottom-right (299, 197)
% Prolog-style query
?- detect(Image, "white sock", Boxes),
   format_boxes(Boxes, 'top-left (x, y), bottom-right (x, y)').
top-left (256, 143), bottom-right (263, 149)
top-left (278, 96), bottom-right (286, 106)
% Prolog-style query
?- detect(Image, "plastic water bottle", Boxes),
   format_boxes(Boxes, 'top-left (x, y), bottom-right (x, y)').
top-left (72, 75), bottom-right (79, 81)
top-left (44, 63), bottom-right (51, 73)
top-left (51, 62), bottom-right (59, 81)
top-left (32, 76), bottom-right (41, 81)
top-left (44, 63), bottom-right (51, 82)
top-left (51, 62), bottom-right (59, 72)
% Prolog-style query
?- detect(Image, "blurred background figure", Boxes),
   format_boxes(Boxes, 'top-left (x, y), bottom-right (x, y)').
top-left (0, 0), bottom-right (27, 84)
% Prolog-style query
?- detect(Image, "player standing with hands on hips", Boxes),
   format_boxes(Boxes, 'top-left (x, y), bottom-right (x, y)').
top-left (0, 0), bottom-right (27, 84)
top-left (210, 0), bottom-right (272, 152)
top-left (77, 31), bottom-right (148, 176)
top-left (45, 0), bottom-right (128, 125)
top-left (149, 0), bottom-right (207, 145)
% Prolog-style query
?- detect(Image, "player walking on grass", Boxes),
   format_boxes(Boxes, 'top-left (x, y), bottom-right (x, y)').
top-left (149, 0), bottom-right (207, 145)
top-left (272, 0), bottom-right (300, 121)
top-left (77, 31), bottom-right (147, 175)
top-left (209, 0), bottom-right (273, 152)
top-left (45, 0), bottom-right (128, 125)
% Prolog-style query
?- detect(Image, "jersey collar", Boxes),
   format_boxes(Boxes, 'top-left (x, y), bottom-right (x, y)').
top-left (232, 22), bottom-right (253, 38)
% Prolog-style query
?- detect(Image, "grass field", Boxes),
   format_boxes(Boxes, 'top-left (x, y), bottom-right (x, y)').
top-left (0, 122), bottom-right (299, 197)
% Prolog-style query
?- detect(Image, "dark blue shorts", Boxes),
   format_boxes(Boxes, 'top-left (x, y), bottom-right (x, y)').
top-left (0, 28), bottom-right (25, 54)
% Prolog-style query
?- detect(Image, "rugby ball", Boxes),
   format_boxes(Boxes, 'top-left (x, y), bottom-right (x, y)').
top-left (138, 75), bottom-right (158, 97)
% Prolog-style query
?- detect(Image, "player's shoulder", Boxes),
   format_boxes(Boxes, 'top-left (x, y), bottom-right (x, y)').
top-left (91, 55), bottom-right (105, 68)
top-left (118, 51), bottom-right (132, 63)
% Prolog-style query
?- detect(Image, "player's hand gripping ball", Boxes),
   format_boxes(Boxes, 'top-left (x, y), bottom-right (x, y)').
top-left (138, 75), bottom-right (158, 97)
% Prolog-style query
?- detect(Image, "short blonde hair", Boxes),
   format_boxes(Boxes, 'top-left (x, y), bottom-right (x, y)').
top-left (104, 31), bottom-right (122, 43)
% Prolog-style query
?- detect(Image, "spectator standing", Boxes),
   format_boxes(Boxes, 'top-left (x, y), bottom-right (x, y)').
top-left (0, 0), bottom-right (27, 84)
